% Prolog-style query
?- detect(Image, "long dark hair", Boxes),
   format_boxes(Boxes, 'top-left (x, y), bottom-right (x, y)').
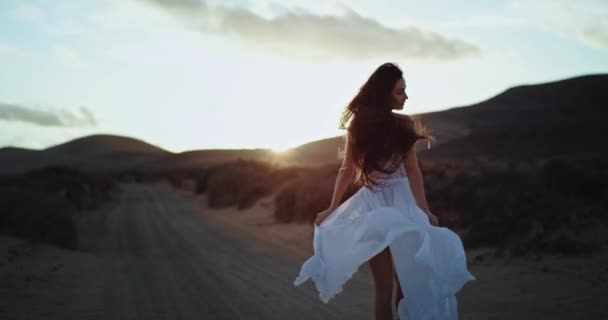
top-left (339, 62), bottom-right (430, 188)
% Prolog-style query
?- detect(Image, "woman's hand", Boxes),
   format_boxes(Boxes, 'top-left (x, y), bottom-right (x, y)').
top-left (314, 207), bottom-right (336, 226)
top-left (419, 205), bottom-right (438, 226)
top-left (425, 211), bottom-right (439, 226)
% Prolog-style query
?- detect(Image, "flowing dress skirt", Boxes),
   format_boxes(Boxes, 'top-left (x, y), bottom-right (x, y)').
top-left (293, 169), bottom-right (475, 320)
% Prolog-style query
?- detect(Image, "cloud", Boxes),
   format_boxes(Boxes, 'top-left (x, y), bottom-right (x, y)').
top-left (0, 102), bottom-right (97, 127)
top-left (580, 17), bottom-right (608, 48)
top-left (140, 0), bottom-right (481, 60)
top-left (548, 2), bottom-right (608, 49)
top-left (10, 3), bottom-right (45, 23)
top-left (145, 0), bottom-right (205, 11)
top-left (440, 14), bottom-right (529, 30)
top-left (510, 0), bottom-right (608, 49)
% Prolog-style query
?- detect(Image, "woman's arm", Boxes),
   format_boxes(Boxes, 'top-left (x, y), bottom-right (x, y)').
top-left (314, 136), bottom-right (355, 225)
top-left (328, 163), bottom-right (355, 209)
top-left (328, 135), bottom-right (356, 208)
top-left (404, 144), bottom-right (438, 225)
top-left (403, 144), bottom-right (430, 213)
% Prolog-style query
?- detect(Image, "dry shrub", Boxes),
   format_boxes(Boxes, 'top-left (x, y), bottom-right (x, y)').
top-left (201, 159), bottom-right (303, 210)
top-left (274, 164), bottom-right (360, 223)
top-left (270, 157), bottom-right (608, 256)
top-left (423, 158), bottom-right (608, 256)
top-left (0, 165), bottom-right (117, 250)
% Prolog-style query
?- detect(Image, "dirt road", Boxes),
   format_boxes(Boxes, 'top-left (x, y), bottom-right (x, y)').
top-left (1, 182), bottom-right (606, 320)
top-left (0, 183), bottom-right (373, 319)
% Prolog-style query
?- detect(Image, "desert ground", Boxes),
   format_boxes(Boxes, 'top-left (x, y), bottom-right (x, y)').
top-left (1, 182), bottom-right (607, 319)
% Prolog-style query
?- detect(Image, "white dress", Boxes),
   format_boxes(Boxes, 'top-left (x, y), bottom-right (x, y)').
top-left (293, 160), bottom-right (475, 320)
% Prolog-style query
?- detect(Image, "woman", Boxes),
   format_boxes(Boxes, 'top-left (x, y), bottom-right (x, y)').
top-left (293, 63), bottom-right (475, 320)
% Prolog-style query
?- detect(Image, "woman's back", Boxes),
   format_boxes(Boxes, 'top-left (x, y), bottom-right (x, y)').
top-left (368, 154), bottom-right (408, 185)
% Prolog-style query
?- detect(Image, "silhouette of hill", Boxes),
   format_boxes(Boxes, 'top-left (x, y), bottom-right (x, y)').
top-left (280, 136), bottom-right (345, 165)
top-left (0, 135), bottom-right (172, 175)
top-left (418, 74), bottom-right (608, 161)
top-left (140, 149), bottom-right (279, 172)
top-left (1, 74), bottom-right (605, 174)
top-left (44, 134), bottom-right (169, 156)
top-left (286, 74), bottom-right (608, 164)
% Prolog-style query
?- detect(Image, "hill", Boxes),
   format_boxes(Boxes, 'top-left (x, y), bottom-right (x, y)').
top-left (2, 74), bottom-right (605, 174)
top-left (287, 74), bottom-right (608, 164)
top-left (0, 135), bottom-right (172, 175)
top-left (418, 74), bottom-right (608, 161)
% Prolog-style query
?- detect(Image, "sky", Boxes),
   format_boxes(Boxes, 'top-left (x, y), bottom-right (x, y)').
top-left (1, 0), bottom-right (607, 153)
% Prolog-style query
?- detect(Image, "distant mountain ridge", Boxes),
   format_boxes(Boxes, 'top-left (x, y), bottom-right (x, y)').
top-left (0, 135), bottom-right (172, 175)
top-left (1, 74), bottom-right (606, 174)
top-left (418, 74), bottom-right (608, 161)
top-left (44, 134), bottom-right (169, 156)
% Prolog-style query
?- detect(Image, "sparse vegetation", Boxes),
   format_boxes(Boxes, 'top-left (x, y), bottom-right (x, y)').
top-left (268, 157), bottom-right (608, 256)
top-left (118, 154), bottom-right (608, 257)
top-left (273, 163), bottom-right (360, 223)
top-left (192, 159), bottom-right (303, 210)
top-left (423, 158), bottom-right (608, 256)
top-left (0, 165), bottom-right (118, 250)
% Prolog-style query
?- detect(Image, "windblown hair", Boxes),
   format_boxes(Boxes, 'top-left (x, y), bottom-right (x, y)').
top-left (339, 62), bottom-right (431, 188)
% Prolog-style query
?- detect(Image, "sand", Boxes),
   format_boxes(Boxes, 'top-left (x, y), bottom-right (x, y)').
top-left (194, 188), bottom-right (608, 319)
top-left (1, 182), bottom-right (606, 319)
top-left (0, 183), bottom-right (372, 319)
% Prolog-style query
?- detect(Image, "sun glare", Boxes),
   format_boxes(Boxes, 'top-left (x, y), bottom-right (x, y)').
top-left (270, 146), bottom-right (292, 155)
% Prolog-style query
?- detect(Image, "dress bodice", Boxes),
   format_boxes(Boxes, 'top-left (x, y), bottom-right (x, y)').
top-left (368, 156), bottom-right (407, 184)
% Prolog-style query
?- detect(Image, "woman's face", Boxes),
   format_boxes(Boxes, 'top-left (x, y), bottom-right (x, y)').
top-left (391, 78), bottom-right (408, 110)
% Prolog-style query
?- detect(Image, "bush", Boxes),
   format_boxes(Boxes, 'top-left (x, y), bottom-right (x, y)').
top-left (201, 159), bottom-right (303, 210)
top-left (274, 164), bottom-right (360, 223)
top-left (0, 165), bottom-right (117, 250)
top-left (422, 158), bottom-right (608, 256)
